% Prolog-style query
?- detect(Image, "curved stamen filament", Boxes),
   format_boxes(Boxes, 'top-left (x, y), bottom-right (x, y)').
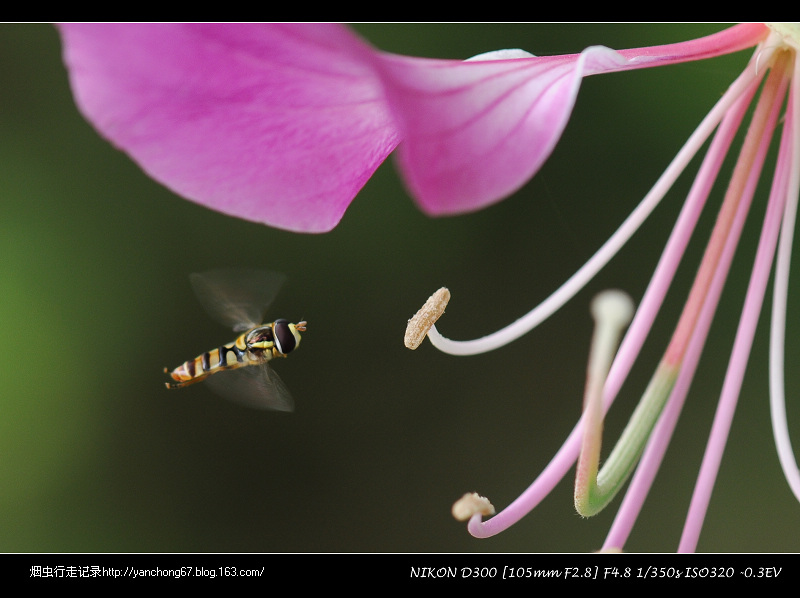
top-left (440, 49), bottom-right (776, 540)
top-left (770, 54), bottom-right (800, 505)
top-left (679, 51), bottom-right (794, 552)
top-left (575, 49), bottom-right (788, 521)
top-left (603, 73), bottom-right (761, 404)
top-left (424, 45), bottom-right (775, 358)
top-left (607, 52), bottom-right (793, 550)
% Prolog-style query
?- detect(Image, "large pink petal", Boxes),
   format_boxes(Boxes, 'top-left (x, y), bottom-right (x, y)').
top-left (373, 47), bottom-right (627, 215)
top-left (373, 23), bottom-right (770, 216)
top-left (58, 23), bottom-right (400, 233)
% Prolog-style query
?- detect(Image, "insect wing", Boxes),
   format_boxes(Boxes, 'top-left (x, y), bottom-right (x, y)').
top-left (190, 268), bottom-right (287, 332)
top-left (202, 362), bottom-right (295, 411)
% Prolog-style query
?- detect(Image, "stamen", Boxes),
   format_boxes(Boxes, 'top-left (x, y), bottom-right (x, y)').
top-left (420, 49), bottom-right (771, 358)
top-left (770, 56), bottom-right (800, 503)
top-left (575, 65), bottom-right (780, 517)
top-left (452, 492), bottom-right (496, 521)
top-left (602, 101), bottom-right (761, 547)
top-left (459, 51), bottom-right (774, 541)
top-left (404, 287), bottom-right (450, 350)
top-left (678, 51), bottom-right (792, 553)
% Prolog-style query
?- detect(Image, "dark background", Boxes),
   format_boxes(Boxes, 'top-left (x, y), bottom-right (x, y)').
top-left (1, 23), bottom-right (797, 553)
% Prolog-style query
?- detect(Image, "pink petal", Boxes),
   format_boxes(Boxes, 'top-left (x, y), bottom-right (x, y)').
top-left (372, 47), bottom-right (627, 215)
top-left (58, 23), bottom-right (400, 233)
top-left (372, 23), bottom-right (770, 216)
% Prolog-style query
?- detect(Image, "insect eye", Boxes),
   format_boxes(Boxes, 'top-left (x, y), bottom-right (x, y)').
top-left (273, 319), bottom-right (296, 354)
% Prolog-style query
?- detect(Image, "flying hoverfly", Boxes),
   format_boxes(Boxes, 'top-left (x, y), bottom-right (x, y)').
top-left (164, 268), bottom-right (306, 411)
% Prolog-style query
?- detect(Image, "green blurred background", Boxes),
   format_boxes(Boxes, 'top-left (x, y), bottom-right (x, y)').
top-left (1, 23), bottom-right (797, 553)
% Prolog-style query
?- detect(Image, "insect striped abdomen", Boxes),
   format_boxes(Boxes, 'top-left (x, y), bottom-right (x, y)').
top-left (165, 333), bottom-right (258, 389)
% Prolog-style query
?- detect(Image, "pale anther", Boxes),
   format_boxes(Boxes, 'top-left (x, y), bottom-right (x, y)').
top-left (404, 287), bottom-right (451, 350)
top-left (451, 492), bottom-right (496, 521)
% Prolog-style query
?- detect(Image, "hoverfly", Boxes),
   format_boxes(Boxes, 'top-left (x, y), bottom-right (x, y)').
top-left (164, 268), bottom-right (306, 411)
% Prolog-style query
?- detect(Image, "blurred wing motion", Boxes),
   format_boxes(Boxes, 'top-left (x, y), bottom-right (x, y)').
top-left (190, 268), bottom-right (286, 332)
top-left (164, 268), bottom-right (306, 411)
top-left (203, 361), bottom-right (295, 412)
